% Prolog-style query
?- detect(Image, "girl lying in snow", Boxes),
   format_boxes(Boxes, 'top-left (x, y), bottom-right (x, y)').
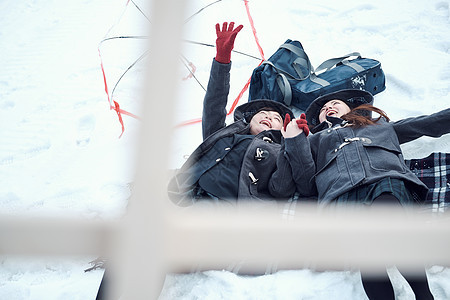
top-left (288, 89), bottom-right (450, 299)
top-left (168, 22), bottom-right (312, 206)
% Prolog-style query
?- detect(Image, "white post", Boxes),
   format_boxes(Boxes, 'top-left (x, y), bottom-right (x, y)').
top-left (107, 0), bottom-right (187, 299)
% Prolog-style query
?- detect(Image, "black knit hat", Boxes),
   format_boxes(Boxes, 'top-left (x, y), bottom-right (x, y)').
top-left (234, 99), bottom-right (295, 123)
top-left (305, 89), bottom-right (374, 127)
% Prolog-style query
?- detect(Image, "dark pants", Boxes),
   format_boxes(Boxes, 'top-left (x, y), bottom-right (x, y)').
top-left (360, 193), bottom-right (434, 300)
top-left (361, 268), bottom-right (434, 300)
top-left (95, 271), bottom-right (108, 300)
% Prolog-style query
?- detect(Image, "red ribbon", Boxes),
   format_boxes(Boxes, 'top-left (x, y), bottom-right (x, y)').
top-left (174, 0), bottom-right (265, 127)
top-left (100, 0), bottom-right (265, 135)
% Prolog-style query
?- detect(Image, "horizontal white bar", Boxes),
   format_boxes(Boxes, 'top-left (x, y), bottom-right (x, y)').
top-left (0, 216), bottom-right (116, 256)
top-left (1, 204), bottom-right (448, 272)
top-left (162, 203), bottom-right (450, 274)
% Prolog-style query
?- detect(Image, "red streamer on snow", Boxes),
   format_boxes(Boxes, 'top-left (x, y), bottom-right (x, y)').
top-left (99, 49), bottom-right (111, 105)
top-left (98, 47), bottom-right (121, 130)
top-left (182, 61), bottom-right (197, 80)
top-left (175, 117), bottom-right (203, 128)
top-left (243, 0), bottom-right (265, 61)
top-left (99, 46), bottom-right (138, 137)
top-left (222, 0), bottom-right (265, 117)
top-left (226, 60), bottom-right (264, 117)
top-left (98, 0), bottom-right (137, 137)
top-left (99, 0), bottom-right (265, 135)
top-left (113, 101), bottom-right (125, 138)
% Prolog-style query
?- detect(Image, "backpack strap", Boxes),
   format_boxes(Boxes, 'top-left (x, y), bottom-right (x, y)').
top-left (309, 73), bottom-right (330, 87)
top-left (276, 73), bottom-right (292, 106)
top-left (279, 43), bottom-right (313, 79)
top-left (261, 60), bottom-right (292, 106)
top-left (314, 52), bottom-right (362, 73)
top-left (262, 60), bottom-right (327, 105)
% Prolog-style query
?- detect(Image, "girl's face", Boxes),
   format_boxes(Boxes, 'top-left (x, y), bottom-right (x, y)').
top-left (249, 110), bottom-right (283, 135)
top-left (318, 100), bottom-right (351, 123)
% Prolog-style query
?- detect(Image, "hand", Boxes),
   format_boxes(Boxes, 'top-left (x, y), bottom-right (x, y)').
top-left (282, 113), bottom-right (309, 138)
top-left (296, 113), bottom-right (310, 136)
top-left (283, 113), bottom-right (291, 131)
top-left (281, 113), bottom-right (301, 138)
top-left (215, 22), bottom-right (243, 64)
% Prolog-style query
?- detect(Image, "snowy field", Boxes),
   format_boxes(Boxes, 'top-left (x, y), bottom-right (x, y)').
top-left (0, 0), bottom-right (450, 299)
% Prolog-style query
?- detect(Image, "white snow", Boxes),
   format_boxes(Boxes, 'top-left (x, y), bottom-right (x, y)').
top-left (0, 0), bottom-right (449, 299)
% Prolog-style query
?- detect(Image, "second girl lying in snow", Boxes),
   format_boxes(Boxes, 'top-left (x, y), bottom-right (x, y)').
top-left (168, 22), bottom-right (313, 206)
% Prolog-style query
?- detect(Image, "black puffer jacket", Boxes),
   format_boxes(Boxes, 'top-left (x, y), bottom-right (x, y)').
top-left (168, 59), bottom-right (314, 206)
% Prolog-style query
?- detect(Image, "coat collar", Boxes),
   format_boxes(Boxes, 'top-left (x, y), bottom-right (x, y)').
top-left (311, 116), bottom-right (349, 134)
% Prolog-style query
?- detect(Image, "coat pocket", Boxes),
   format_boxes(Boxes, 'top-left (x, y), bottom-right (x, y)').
top-left (363, 143), bottom-right (407, 173)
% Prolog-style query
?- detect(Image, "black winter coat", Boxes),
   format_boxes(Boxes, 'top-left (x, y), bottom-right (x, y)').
top-left (168, 60), bottom-right (313, 206)
top-left (293, 109), bottom-right (450, 205)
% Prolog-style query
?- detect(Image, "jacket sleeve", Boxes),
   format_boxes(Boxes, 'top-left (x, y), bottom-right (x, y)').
top-left (393, 108), bottom-right (450, 144)
top-left (268, 133), bottom-right (317, 198)
top-left (202, 59), bottom-right (232, 140)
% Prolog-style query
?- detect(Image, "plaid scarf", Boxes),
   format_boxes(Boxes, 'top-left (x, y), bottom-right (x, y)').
top-left (406, 152), bottom-right (450, 213)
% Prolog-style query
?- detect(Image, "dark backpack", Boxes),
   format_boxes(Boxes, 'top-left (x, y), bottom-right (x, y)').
top-left (249, 39), bottom-right (386, 111)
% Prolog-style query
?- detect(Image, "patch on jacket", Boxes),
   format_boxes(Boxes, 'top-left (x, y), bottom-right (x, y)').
top-left (255, 147), bottom-right (270, 161)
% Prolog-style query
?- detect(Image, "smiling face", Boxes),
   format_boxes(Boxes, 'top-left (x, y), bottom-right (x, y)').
top-left (318, 99), bottom-right (351, 123)
top-left (249, 110), bottom-right (283, 135)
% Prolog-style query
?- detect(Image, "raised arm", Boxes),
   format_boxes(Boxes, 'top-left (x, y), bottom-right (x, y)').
top-left (202, 22), bottom-right (243, 140)
top-left (393, 108), bottom-right (450, 144)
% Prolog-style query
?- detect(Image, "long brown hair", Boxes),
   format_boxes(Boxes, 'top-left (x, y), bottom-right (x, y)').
top-left (341, 104), bottom-right (390, 128)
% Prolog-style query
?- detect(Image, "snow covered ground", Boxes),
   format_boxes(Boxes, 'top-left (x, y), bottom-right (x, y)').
top-left (0, 0), bottom-right (449, 299)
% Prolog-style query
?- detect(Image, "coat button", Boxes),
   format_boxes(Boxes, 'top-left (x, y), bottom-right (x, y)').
top-left (216, 158), bottom-right (221, 162)
top-left (224, 147), bottom-right (231, 151)
top-left (249, 172), bottom-right (259, 184)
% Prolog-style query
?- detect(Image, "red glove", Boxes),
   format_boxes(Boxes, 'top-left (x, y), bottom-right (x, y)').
top-left (283, 113), bottom-right (291, 131)
top-left (296, 113), bottom-right (310, 136)
top-left (215, 22), bottom-right (243, 64)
